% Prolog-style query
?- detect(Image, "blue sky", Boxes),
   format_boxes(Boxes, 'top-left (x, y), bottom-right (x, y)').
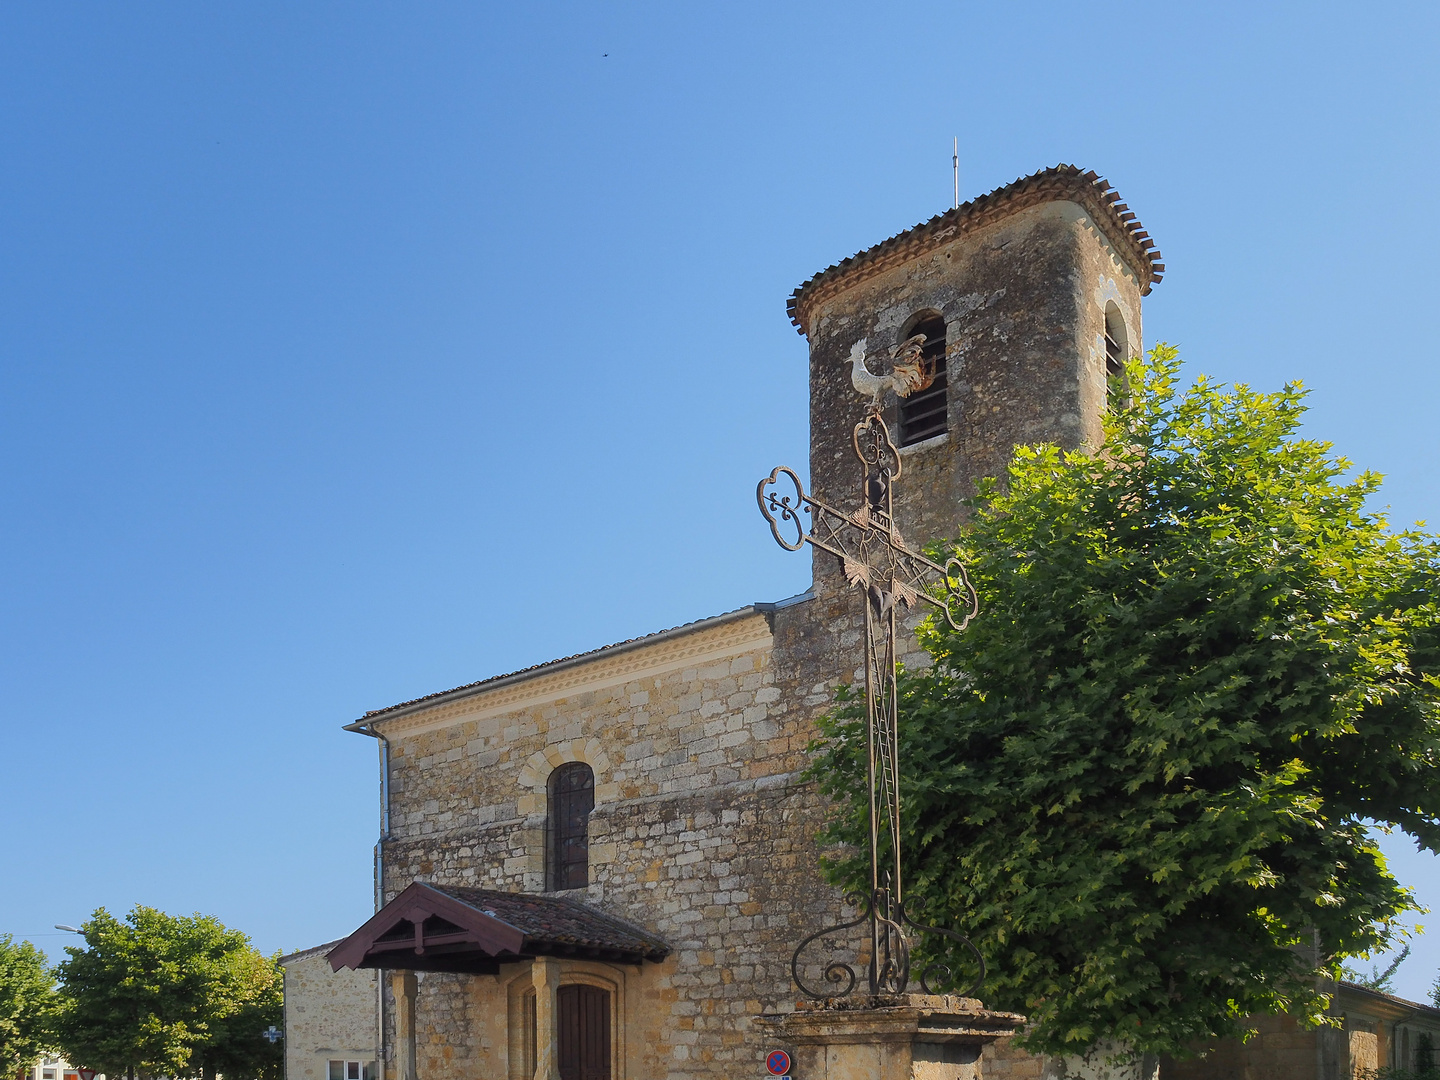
top-left (3, 1), bottom-right (1439, 1001)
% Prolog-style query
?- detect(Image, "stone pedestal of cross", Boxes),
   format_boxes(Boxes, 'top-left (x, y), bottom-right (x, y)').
top-left (758, 408), bottom-right (982, 999)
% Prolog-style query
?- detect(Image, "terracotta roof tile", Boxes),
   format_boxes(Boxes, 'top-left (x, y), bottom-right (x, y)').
top-left (327, 881), bottom-right (670, 972)
top-left (430, 885), bottom-right (670, 961)
top-left (278, 939), bottom-right (347, 965)
top-left (787, 164), bottom-right (1163, 336)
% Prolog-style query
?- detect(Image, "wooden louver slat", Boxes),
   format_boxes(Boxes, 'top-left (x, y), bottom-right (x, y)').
top-left (898, 315), bottom-right (950, 447)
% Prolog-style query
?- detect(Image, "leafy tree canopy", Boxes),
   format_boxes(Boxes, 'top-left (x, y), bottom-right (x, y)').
top-left (0, 935), bottom-right (57, 1073)
top-left (809, 346), bottom-right (1440, 1059)
top-left (54, 906), bottom-right (282, 1080)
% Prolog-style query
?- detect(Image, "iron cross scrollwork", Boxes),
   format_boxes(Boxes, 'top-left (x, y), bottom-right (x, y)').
top-left (758, 416), bottom-right (977, 634)
top-left (757, 344), bottom-right (984, 1000)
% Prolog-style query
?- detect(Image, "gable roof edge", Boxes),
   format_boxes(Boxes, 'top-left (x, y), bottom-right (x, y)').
top-left (345, 604), bottom-right (765, 729)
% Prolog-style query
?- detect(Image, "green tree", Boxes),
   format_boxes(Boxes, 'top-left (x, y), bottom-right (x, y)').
top-left (0, 935), bottom-right (57, 1074)
top-left (190, 946), bottom-right (283, 1080)
top-left (54, 906), bottom-right (282, 1080)
top-left (809, 347), bottom-right (1440, 1062)
top-left (1343, 943), bottom-right (1410, 992)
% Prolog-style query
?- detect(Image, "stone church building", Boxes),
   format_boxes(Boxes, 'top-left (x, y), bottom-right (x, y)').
top-left (298, 166), bottom-right (1437, 1080)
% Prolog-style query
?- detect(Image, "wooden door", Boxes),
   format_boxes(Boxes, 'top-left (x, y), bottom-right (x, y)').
top-left (557, 983), bottom-right (611, 1080)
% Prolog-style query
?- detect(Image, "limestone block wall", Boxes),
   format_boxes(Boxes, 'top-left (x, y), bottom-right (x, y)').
top-left (378, 615), bottom-right (810, 898)
top-left (803, 199), bottom-right (1145, 581)
top-left (408, 971), bottom-right (483, 1076)
top-left (394, 957), bottom-right (681, 1080)
top-left (282, 946), bottom-right (379, 1080)
top-left (980, 1037), bottom-right (1049, 1079)
top-left (371, 609), bottom-right (860, 1078)
top-left (1156, 986), bottom-right (1440, 1080)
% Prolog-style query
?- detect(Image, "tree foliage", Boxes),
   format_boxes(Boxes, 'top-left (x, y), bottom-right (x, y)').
top-left (1344, 943), bottom-right (1410, 992)
top-left (54, 906), bottom-right (282, 1080)
top-left (809, 346), bottom-right (1440, 1059)
top-left (0, 935), bottom-right (57, 1074)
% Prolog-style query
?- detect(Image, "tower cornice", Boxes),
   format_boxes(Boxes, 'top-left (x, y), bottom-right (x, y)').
top-left (788, 164), bottom-right (1163, 337)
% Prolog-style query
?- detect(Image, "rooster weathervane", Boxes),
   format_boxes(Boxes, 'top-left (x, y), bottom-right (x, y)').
top-left (845, 333), bottom-right (935, 409)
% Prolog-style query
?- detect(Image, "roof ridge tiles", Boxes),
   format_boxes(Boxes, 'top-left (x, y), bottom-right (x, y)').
top-left (786, 164), bottom-right (1163, 336)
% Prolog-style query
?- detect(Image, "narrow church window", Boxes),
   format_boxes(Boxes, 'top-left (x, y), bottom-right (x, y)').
top-left (549, 762), bottom-right (595, 890)
top-left (523, 989), bottom-right (537, 1079)
top-left (898, 314), bottom-right (948, 446)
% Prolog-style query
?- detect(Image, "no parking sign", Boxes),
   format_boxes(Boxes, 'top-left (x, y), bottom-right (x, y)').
top-left (765, 1048), bottom-right (792, 1076)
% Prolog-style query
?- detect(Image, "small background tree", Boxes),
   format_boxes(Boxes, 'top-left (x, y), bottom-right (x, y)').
top-left (54, 905), bottom-right (282, 1080)
top-left (1344, 943), bottom-right (1410, 992)
top-left (810, 347), bottom-right (1440, 1063)
top-left (190, 944), bottom-right (284, 1080)
top-left (0, 935), bottom-right (57, 1075)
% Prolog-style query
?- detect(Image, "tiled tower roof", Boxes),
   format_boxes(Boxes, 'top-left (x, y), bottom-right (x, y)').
top-left (787, 164), bottom-right (1164, 336)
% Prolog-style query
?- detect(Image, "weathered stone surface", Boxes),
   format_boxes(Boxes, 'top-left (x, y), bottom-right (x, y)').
top-left (805, 200), bottom-right (1143, 574)
top-left (758, 994), bottom-right (1026, 1080)
top-left (280, 945), bottom-right (379, 1079)
top-left (1156, 984), bottom-right (1424, 1080)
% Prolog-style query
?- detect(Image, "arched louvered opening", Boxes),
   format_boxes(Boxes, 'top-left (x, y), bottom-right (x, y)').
top-left (1104, 303), bottom-right (1131, 405)
top-left (898, 313), bottom-right (948, 446)
top-left (1104, 303), bottom-right (1129, 379)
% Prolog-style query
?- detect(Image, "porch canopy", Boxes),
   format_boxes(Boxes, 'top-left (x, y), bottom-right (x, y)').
top-left (327, 882), bottom-right (670, 975)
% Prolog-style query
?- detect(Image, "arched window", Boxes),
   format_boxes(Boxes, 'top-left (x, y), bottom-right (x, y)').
top-left (898, 313), bottom-right (948, 446)
top-left (1104, 303), bottom-right (1131, 407)
top-left (1104, 303), bottom-right (1128, 380)
top-left (521, 989), bottom-right (537, 1080)
top-left (548, 762), bottom-right (594, 891)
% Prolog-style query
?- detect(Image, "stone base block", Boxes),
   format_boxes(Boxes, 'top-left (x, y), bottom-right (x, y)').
top-left (758, 994), bottom-right (1027, 1080)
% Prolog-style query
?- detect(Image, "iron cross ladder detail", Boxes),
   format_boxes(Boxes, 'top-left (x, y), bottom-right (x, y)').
top-left (758, 407), bottom-right (984, 1000)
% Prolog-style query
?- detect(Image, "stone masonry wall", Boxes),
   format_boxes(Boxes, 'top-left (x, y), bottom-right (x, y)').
top-left (374, 613), bottom-right (858, 1078)
top-left (282, 948), bottom-right (379, 1080)
top-left (805, 200), bottom-right (1145, 564)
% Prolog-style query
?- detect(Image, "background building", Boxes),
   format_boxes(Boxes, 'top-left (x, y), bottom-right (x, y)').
top-left (281, 941), bottom-right (381, 1080)
top-left (17, 1058), bottom-right (89, 1080)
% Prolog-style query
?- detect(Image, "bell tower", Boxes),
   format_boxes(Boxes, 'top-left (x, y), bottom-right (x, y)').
top-left (788, 165), bottom-right (1164, 563)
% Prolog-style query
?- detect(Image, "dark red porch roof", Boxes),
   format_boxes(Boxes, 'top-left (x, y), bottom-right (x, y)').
top-left (327, 882), bottom-right (670, 974)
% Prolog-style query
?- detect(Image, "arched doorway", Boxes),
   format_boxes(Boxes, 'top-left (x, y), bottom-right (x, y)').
top-left (557, 983), bottom-right (611, 1080)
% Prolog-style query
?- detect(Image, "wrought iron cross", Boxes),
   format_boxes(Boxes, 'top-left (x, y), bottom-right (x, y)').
top-left (758, 400), bottom-right (984, 1000)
